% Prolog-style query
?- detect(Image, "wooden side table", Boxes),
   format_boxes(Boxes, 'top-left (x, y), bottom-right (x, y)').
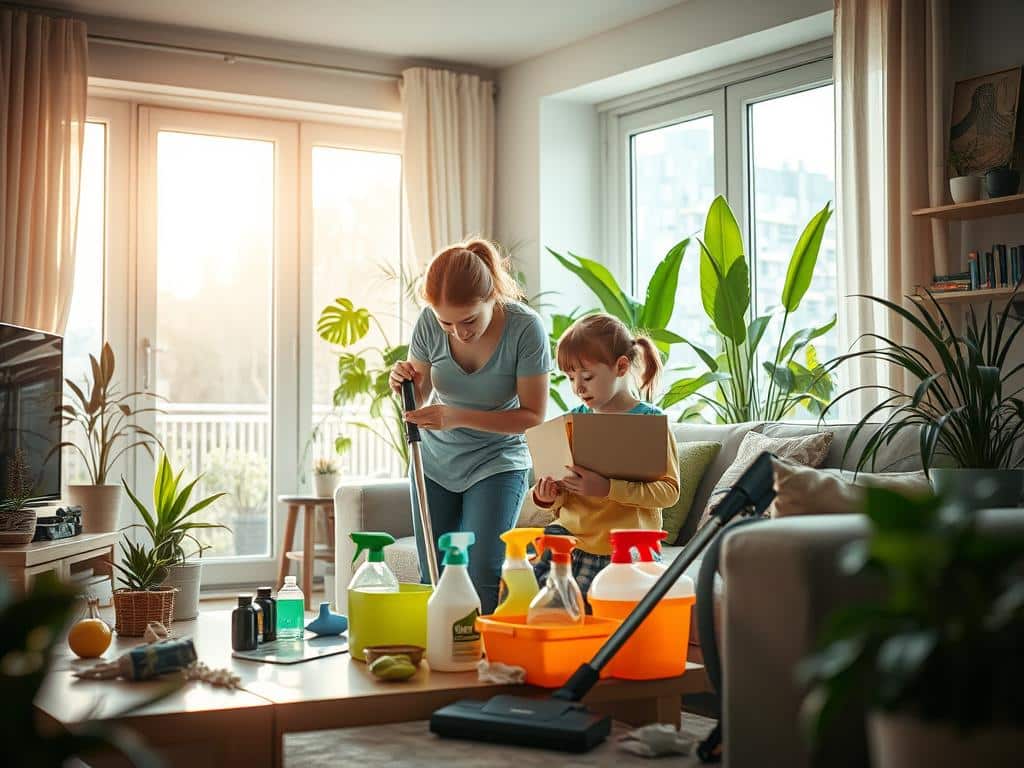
top-left (276, 495), bottom-right (335, 608)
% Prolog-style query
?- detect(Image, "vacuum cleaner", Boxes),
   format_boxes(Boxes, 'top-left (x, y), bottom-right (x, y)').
top-left (428, 451), bottom-right (778, 753)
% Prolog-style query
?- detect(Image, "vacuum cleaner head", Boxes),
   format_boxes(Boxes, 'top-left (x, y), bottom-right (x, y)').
top-left (430, 695), bottom-right (610, 753)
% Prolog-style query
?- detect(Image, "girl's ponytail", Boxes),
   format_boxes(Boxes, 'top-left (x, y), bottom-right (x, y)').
top-left (632, 335), bottom-right (662, 401)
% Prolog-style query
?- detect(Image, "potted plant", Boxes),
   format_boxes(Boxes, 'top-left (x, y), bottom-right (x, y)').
top-left (0, 449), bottom-right (37, 545)
top-left (984, 162), bottom-right (1021, 198)
top-left (109, 536), bottom-right (177, 636)
top-left (826, 289), bottom-right (1024, 507)
top-left (949, 143), bottom-right (982, 203)
top-left (313, 456), bottom-right (341, 498)
top-left (799, 487), bottom-right (1024, 768)
top-left (122, 453), bottom-right (227, 621)
top-left (60, 343), bottom-right (161, 532)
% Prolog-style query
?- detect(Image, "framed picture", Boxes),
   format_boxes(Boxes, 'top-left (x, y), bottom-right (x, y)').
top-left (949, 66), bottom-right (1023, 176)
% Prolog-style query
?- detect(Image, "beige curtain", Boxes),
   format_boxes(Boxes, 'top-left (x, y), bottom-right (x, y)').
top-left (0, 8), bottom-right (88, 334)
top-left (835, 0), bottom-right (949, 407)
top-left (400, 67), bottom-right (495, 266)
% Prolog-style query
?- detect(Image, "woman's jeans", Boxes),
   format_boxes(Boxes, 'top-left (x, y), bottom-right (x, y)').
top-left (410, 469), bottom-right (528, 615)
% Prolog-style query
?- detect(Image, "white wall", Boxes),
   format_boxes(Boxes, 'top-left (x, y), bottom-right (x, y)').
top-left (495, 0), bottom-right (833, 296)
top-left (81, 12), bottom-right (493, 117)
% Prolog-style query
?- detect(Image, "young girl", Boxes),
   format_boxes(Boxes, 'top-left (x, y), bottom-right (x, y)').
top-left (531, 314), bottom-right (680, 597)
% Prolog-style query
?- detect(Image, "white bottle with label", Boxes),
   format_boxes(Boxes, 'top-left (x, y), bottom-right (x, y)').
top-left (426, 531), bottom-right (482, 672)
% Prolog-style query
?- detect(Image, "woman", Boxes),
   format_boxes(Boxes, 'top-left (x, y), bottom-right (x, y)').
top-left (389, 239), bottom-right (550, 613)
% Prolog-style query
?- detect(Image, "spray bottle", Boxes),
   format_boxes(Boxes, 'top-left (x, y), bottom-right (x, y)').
top-left (349, 531), bottom-right (400, 593)
top-left (527, 535), bottom-right (584, 626)
top-left (493, 527), bottom-right (545, 616)
top-left (426, 532), bottom-right (482, 672)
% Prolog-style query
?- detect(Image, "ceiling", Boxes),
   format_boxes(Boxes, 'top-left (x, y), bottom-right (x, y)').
top-left (26, 0), bottom-right (687, 68)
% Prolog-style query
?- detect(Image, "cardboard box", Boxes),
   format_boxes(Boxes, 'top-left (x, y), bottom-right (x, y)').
top-left (526, 413), bottom-right (668, 482)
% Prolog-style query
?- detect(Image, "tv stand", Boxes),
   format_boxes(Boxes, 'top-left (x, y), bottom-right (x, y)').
top-left (0, 531), bottom-right (117, 601)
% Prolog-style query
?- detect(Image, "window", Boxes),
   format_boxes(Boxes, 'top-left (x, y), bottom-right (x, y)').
top-left (613, 58), bottom-right (836, 414)
top-left (62, 121), bottom-right (106, 486)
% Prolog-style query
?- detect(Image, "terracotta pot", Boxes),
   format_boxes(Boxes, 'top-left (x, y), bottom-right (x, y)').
top-left (869, 711), bottom-right (1021, 768)
top-left (0, 508), bottom-right (37, 545)
top-left (949, 175), bottom-right (982, 203)
top-left (66, 484), bottom-right (123, 532)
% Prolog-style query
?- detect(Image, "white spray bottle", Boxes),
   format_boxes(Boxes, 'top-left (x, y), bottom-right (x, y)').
top-left (426, 531), bottom-right (482, 672)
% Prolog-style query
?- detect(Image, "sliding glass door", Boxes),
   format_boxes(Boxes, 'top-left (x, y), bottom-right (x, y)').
top-left (137, 107), bottom-right (298, 585)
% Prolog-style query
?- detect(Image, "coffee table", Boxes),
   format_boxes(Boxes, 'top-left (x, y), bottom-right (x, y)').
top-left (37, 608), bottom-right (709, 767)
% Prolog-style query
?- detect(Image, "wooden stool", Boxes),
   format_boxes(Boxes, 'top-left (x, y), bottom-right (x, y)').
top-left (277, 495), bottom-right (335, 609)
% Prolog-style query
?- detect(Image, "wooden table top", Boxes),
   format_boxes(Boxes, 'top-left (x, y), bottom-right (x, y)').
top-left (277, 495), bottom-right (334, 504)
top-left (40, 607), bottom-right (704, 725)
top-left (0, 531), bottom-right (119, 567)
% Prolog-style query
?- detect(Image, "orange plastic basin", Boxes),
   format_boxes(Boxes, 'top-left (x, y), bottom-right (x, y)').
top-left (588, 595), bottom-right (695, 680)
top-left (476, 614), bottom-right (620, 688)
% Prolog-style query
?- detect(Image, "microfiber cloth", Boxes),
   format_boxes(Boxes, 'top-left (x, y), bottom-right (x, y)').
top-left (476, 659), bottom-right (527, 684)
top-left (618, 723), bottom-right (694, 758)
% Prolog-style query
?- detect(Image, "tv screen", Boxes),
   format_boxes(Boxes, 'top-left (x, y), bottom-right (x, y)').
top-left (0, 323), bottom-right (63, 503)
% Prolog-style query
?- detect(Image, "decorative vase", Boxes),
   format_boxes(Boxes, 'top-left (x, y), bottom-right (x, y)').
top-left (984, 167), bottom-right (1020, 198)
top-left (928, 467), bottom-right (1024, 509)
top-left (314, 473), bottom-right (340, 498)
top-left (66, 484), bottom-right (123, 533)
top-left (0, 508), bottom-right (37, 545)
top-left (305, 601), bottom-right (348, 636)
top-left (112, 587), bottom-right (176, 636)
top-left (162, 561), bottom-right (203, 620)
top-left (869, 711), bottom-right (1021, 768)
top-left (949, 175), bottom-right (982, 203)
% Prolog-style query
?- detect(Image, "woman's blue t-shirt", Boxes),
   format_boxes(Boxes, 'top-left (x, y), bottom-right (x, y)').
top-left (408, 302), bottom-right (551, 492)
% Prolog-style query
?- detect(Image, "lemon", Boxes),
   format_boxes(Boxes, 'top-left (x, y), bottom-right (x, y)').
top-left (68, 617), bottom-right (112, 658)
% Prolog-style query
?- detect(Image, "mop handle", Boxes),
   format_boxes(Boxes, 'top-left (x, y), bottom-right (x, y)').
top-left (402, 380), bottom-right (440, 586)
top-left (553, 452), bottom-right (777, 702)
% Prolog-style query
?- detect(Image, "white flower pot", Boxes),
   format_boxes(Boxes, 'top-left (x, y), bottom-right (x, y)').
top-left (949, 175), bottom-right (982, 204)
top-left (163, 561), bottom-right (203, 620)
top-left (0, 508), bottom-right (37, 545)
top-left (869, 711), bottom-right (1021, 768)
top-left (66, 484), bottom-right (123, 532)
top-left (314, 473), bottom-right (340, 498)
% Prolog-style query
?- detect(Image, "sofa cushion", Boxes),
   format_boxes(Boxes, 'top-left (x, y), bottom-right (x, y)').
top-left (671, 422), bottom-right (765, 541)
top-left (759, 422), bottom-right (923, 473)
top-left (699, 429), bottom-right (834, 529)
top-left (662, 441), bottom-right (721, 544)
top-left (770, 460), bottom-right (931, 518)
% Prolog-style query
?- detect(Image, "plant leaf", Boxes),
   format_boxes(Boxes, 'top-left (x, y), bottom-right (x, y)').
top-left (639, 237), bottom-right (688, 330)
top-left (781, 202), bottom-right (832, 312)
top-left (547, 248), bottom-right (633, 324)
top-left (317, 298), bottom-right (371, 347)
top-left (700, 195), bottom-right (745, 322)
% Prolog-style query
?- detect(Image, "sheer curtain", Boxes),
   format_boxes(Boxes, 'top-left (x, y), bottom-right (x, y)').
top-left (835, 0), bottom-right (949, 407)
top-left (400, 67), bottom-right (495, 266)
top-left (0, 8), bottom-right (88, 334)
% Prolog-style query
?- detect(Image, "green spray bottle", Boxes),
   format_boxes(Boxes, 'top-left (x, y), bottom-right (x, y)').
top-left (349, 532), bottom-right (400, 593)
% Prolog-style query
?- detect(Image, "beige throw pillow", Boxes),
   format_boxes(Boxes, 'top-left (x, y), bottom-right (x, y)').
top-left (699, 430), bottom-right (834, 528)
top-left (770, 460), bottom-right (932, 518)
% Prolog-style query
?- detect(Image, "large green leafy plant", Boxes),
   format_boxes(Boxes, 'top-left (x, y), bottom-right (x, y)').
top-left (825, 289), bottom-right (1024, 471)
top-left (317, 297), bottom-right (411, 470)
top-left (661, 196), bottom-right (835, 422)
top-left (58, 342), bottom-right (161, 484)
top-left (123, 453), bottom-right (228, 564)
top-left (799, 487), bottom-right (1024, 738)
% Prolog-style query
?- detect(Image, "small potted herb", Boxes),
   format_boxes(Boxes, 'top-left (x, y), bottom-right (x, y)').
top-left (313, 456), bottom-right (341, 498)
top-left (0, 449), bottom-right (37, 545)
top-left (799, 487), bottom-right (1024, 768)
top-left (948, 142), bottom-right (982, 203)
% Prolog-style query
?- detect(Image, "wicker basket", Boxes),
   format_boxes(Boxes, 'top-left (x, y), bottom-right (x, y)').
top-left (113, 588), bottom-right (176, 636)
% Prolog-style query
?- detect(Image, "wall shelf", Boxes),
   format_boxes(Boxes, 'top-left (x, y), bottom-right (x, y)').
top-left (912, 287), bottom-right (1019, 305)
top-left (911, 193), bottom-right (1024, 221)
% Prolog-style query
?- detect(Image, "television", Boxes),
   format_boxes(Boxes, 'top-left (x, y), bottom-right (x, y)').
top-left (0, 323), bottom-right (63, 503)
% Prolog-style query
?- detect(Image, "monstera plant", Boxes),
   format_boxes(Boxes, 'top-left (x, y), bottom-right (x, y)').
top-left (659, 196), bottom-right (836, 422)
top-left (317, 297), bottom-right (411, 471)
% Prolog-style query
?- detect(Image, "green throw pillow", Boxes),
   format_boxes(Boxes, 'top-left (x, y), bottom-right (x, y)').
top-left (662, 441), bottom-right (722, 544)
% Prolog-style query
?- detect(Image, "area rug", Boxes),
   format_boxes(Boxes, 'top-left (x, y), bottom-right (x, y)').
top-left (285, 712), bottom-right (716, 766)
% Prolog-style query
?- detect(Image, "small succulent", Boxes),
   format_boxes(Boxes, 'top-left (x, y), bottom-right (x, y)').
top-left (1, 449), bottom-right (34, 516)
top-left (314, 457), bottom-right (339, 476)
top-left (110, 538), bottom-right (176, 591)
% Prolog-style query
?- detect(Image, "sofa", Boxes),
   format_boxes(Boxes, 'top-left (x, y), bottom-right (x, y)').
top-left (332, 420), bottom-right (922, 654)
